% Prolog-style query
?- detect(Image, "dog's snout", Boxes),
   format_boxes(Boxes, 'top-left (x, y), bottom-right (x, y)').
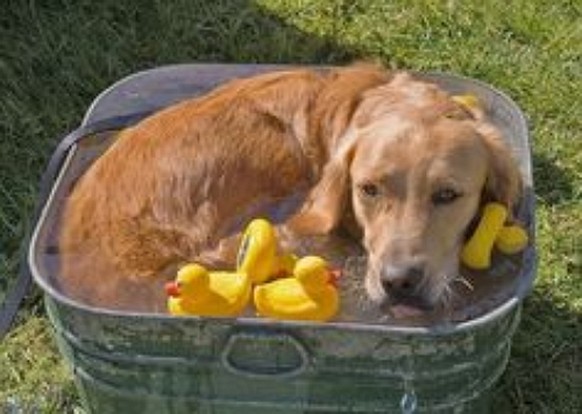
top-left (381, 264), bottom-right (424, 297)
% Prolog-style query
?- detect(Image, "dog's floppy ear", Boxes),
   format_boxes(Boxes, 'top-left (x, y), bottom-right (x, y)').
top-left (478, 123), bottom-right (522, 211)
top-left (287, 131), bottom-right (358, 235)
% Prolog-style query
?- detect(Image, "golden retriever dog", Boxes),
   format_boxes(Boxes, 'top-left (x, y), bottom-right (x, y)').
top-left (59, 64), bottom-right (521, 316)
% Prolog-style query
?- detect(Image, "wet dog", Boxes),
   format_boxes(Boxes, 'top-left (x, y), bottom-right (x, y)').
top-left (59, 64), bottom-right (521, 314)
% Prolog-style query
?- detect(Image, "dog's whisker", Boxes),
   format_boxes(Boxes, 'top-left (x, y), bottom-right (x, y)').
top-left (453, 275), bottom-right (474, 291)
top-left (438, 273), bottom-right (464, 310)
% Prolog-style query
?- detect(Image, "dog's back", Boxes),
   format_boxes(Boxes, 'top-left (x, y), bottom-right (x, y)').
top-left (59, 65), bottom-right (390, 311)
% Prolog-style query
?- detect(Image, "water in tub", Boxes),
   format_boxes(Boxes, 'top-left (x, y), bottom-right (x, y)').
top-left (40, 131), bottom-right (526, 325)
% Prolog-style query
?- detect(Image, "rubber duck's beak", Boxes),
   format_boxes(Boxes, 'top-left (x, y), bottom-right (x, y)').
top-left (165, 281), bottom-right (181, 297)
top-left (328, 269), bottom-right (341, 287)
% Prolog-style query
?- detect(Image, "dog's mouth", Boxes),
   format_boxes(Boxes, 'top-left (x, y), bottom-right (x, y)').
top-left (388, 304), bottom-right (428, 319)
top-left (366, 274), bottom-right (435, 319)
top-left (383, 296), bottom-right (433, 319)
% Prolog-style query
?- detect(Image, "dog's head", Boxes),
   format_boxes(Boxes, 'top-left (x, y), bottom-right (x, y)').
top-left (296, 73), bottom-right (521, 316)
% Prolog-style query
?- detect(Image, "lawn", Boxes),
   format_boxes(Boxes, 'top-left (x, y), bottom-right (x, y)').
top-left (1, 0), bottom-right (580, 412)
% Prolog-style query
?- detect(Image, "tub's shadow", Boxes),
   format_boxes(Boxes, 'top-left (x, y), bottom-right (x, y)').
top-left (532, 152), bottom-right (576, 206)
top-left (492, 290), bottom-right (582, 412)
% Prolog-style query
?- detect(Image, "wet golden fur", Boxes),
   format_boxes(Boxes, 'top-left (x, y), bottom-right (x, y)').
top-left (59, 65), bottom-right (521, 314)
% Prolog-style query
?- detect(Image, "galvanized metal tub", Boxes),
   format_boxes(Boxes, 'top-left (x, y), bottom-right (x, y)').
top-left (28, 64), bottom-right (536, 413)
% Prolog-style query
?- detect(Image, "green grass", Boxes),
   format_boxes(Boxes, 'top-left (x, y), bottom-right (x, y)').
top-left (1, 0), bottom-right (580, 412)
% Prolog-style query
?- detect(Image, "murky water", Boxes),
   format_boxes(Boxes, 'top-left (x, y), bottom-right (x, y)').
top-left (34, 132), bottom-right (527, 326)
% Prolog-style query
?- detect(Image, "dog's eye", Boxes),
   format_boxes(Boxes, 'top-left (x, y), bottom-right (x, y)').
top-left (359, 183), bottom-right (380, 198)
top-left (432, 188), bottom-right (461, 205)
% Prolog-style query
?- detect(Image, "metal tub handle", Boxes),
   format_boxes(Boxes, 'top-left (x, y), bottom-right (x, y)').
top-left (220, 330), bottom-right (310, 379)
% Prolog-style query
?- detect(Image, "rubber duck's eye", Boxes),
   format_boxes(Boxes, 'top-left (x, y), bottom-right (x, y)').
top-left (359, 183), bottom-right (380, 198)
top-left (432, 188), bottom-right (461, 205)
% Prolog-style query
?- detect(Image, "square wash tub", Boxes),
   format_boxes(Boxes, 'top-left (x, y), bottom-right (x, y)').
top-left (27, 64), bottom-right (535, 413)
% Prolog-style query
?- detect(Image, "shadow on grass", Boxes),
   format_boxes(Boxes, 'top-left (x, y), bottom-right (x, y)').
top-left (493, 291), bottom-right (582, 413)
top-left (532, 152), bottom-right (576, 206)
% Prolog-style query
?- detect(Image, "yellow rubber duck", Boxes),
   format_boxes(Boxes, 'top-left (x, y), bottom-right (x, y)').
top-left (496, 225), bottom-right (529, 255)
top-left (253, 256), bottom-right (340, 322)
top-left (237, 218), bottom-right (296, 283)
top-left (461, 202), bottom-right (529, 270)
top-left (165, 263), bottom-right (251, 317)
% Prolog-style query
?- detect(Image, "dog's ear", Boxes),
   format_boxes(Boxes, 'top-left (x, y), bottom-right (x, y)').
top-left (478, 123), bottom-right (522, 211)
top-left (287, 133), bottom-right (358, 235)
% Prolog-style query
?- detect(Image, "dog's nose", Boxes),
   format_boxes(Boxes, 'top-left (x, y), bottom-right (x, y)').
top-left (381, 264), bottom-right (424, 297)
